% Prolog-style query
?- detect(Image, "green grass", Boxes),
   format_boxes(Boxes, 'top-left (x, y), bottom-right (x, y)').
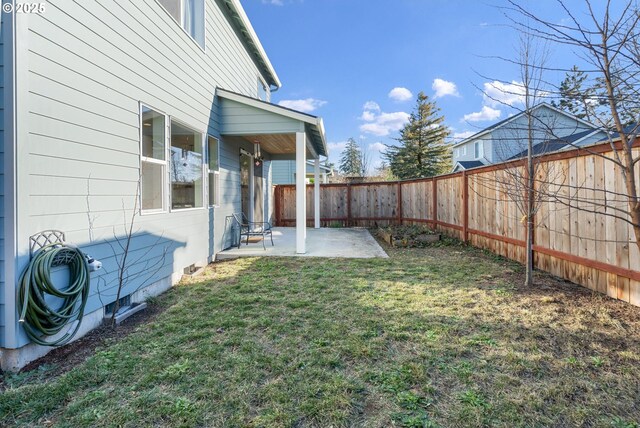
top-left (2, 243), bottom-right (640, 427)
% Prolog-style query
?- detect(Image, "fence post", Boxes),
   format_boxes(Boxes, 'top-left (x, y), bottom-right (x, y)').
top-left (462, 171), bottom-right (469, 243)
top-left (397, 181), bottom-right (403, 225)
top-left (346, 183), bottom-right (352, 227)
top-left (432, 177), bottom-right (438, 230)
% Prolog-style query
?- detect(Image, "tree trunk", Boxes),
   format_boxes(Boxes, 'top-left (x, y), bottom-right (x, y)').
top-left (524, 112), bottom-right (535, 287)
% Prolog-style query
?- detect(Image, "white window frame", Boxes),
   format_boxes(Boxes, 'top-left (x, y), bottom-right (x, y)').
top-left (474, 141), bottom-right (484, 159)
top-left (207, 135), bottom-right (220, 208)
top-left (140, 103), bottom-right (169, 215)
top-left (169, 118), bottom-right (206, 212)
top-left (461, 146), bottom-right (467, 156)
top-left (155, 0), bottom-right (206, 51)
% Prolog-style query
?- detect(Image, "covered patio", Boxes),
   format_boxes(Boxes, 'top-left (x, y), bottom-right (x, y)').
top-left (218, 88), bottom-right (327, 255)
top-left (216, 227), bottom-right (388, 259)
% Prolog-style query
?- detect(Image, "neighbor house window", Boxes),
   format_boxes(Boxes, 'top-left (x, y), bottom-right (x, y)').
top-left (157, 0), bottom-right (205, 48)
top-left (474, 141), bottom-right (484, 159)
top-left (170, 120), bottom-right (204, 209)
top-left (207, 135), bottom-right (220, 207)
top-left (461, 146), bottom-right (467, 156)
top-left (454, 148), bottom-right (459, 158)
top-left (140, 106), bottom-right (167, 213)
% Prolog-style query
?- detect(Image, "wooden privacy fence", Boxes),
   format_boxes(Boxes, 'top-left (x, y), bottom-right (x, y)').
top-left (274, 141), bottom-right (640, 306)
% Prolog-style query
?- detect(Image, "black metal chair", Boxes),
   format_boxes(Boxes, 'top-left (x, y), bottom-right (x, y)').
top-left (232, 213), bottom-right (274, 250)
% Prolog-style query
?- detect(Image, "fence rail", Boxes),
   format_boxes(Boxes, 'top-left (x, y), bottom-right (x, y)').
top-left (273, 141), bottom-right (640, 306)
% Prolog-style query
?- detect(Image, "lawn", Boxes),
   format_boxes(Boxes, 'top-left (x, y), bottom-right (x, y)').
top-left (2, 242), bottom-right (640, 427)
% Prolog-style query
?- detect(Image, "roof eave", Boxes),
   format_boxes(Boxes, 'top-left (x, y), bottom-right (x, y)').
top-left (224, 0), bottom-right (282, 89)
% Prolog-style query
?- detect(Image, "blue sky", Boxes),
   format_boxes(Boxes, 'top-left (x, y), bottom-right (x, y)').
top-left (241, 0), bottom-right (582, 170)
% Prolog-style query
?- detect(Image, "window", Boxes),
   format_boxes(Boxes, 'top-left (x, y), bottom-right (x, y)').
top-left (474, 141), bottom-right (484, 159)
top-left (140, 106), bottom-right (167, 212)
top-left (207, 135), bottom-right (220, 207)
top-left (170, 120), bottom-right (204, 209)
top-left (257, 78), bottom-right (270, 101)
top-left (454, 148), bottom-right (459, 158)
top-left (157, 0), bottom-right (205, 48)
top-left (461, 146), bottom-right (467, 156)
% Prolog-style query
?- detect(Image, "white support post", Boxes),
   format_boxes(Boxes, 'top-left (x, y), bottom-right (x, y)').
top-left (322, 172), bottom-right (327, 184)
top-left (295, 132), bottom-right (306, 254)
top-left (314, 158), bottom-right (320, 229)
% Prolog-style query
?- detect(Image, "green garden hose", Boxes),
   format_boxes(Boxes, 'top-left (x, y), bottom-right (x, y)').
top-left (18, 244), bottom-right (90, 346)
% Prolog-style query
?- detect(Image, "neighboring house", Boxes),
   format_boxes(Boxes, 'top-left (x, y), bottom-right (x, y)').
top-left (272, 160), bottom-right (333, 184)
top-left (507, 128), bottom-right (608, 161)
top-left (451, 103), bottom-right (601, 172)
top-left (0, 0), bottom-right (327, 370)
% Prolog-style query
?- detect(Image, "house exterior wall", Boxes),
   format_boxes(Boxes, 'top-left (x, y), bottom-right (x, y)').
top-left (220, 98), bottom-right (304, 135)
top-left (453, 138), bottom-right (493, 164)
top-left (272, 160), bottom-right (330, 185)
top-left (452, 106), bottom-right (596, 167)
top-left (491, 106), bottom-right (593, 162)
top-left (272, 160), bottom-right (296, 184)
top-left (2, 0), bottom-right (275, 350)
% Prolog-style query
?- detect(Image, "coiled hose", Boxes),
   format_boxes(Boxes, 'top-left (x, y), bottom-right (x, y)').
top-left (18, 244), bottom-right (90, 346)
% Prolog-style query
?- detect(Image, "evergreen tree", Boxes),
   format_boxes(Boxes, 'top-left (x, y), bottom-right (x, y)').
top-left (551, 65), bottom-right (595, 121)
top-left (338, 138), bottom-right (364, 177)
top-left (382, 92), bottom-right (451, 179)
top-left (553, 65), bottom-right (639, 126)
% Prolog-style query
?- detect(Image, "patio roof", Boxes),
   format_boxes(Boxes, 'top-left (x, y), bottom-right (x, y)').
top-left (217, 88), bottom-right (327, 158)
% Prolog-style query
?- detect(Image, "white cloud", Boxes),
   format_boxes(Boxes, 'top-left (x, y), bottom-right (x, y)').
top-left (360, 110), bottom-right (376, 121)
top-left (482, 80), bottom-right (525, 108)
top-left (453, 131), bottom-right (475, 141)
top-left (363, 101), bottom-right (380, 112)
top-left (432, 78), bottom-right (460, 99)
top-left (360, 111), bottom-right (410, 137)
top-left (327, 141), bottom-right (348, 155)
top-left (388, 87), bottom-right (413, 102)
top-left (368, 142), bottom-right (386, 152)
top-left (278, 98), bottom-right (327, 113)
top-left (463, 106), bottom-right (501, 122)
top-left (262, 0), bottom-right (284, 5)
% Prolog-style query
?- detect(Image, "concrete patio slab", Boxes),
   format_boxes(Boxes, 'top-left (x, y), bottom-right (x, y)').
top-left (217, 227), bottom-right (388, 259)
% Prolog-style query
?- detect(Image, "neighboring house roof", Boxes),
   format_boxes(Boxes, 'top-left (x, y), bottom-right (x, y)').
top-left (452, 102), bottom-right (599, 148)
top-left (453, 160), bottom-right (486, 171)
top-left (222, 0), bottom-right (281, 89)
top-left (217, 88), bottom-right (328, 157)
top-left (507, 129), bottom-right (603, 160)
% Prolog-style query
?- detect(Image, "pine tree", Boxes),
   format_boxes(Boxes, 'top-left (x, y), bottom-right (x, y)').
top-left (338, 138), bottom-right (364, 177)
top-left (551, 65), bottom-right (595, 121)
top-left (382, 92), bottom-right (451, 179)
top-left (553, 65), bottom-right (639, 127)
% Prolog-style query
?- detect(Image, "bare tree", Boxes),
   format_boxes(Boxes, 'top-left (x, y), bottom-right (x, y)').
top-left (503, 0), bottom-right (640, 254)
top-left (360, 146), bottom-right (372, 177)
top-left (471, 34), bottom-right (571, 286)
top-left (90, 179), bottom-right (169, 327)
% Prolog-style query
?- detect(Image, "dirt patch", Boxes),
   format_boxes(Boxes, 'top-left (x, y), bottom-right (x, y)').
top-left (0, 295), bottom-right (170, 389)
